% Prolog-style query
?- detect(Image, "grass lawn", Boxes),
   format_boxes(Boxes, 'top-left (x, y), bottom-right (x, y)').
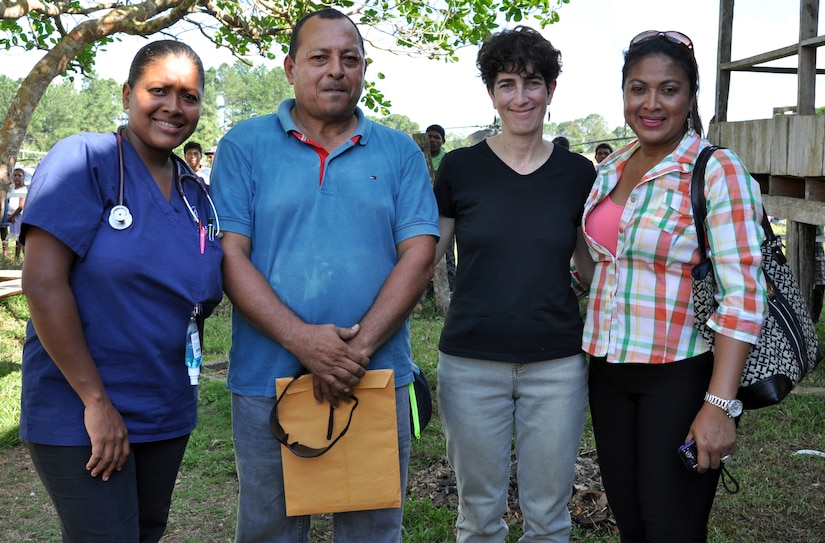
top-left (1, 292), bottom-right (824, 542)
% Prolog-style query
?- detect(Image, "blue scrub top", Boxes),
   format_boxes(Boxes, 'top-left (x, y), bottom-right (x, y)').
top-left (19, 132), bottom-right (224, 446)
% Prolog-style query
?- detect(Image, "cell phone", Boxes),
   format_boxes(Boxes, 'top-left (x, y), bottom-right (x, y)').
top-left (678, 440), bottom-right (699, 471)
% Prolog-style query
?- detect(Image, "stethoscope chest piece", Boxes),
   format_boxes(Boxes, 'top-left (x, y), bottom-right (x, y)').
top-left (109, 204), bottom-right (133, 230)
top-left (110, 127), bottom-right (219, 235)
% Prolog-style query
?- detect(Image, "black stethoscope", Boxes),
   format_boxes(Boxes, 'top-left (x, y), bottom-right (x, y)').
top-left (110, 127), bottom-right (220, 238)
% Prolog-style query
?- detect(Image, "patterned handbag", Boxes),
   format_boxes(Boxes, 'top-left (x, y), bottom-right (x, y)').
top-left (690, 146), bottom-right (822, 409)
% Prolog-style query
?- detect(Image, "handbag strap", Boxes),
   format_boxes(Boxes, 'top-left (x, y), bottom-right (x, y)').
top-left (689, 145), bottom-right (778, 260)
top-left (689, 145), bottom-right (722, 262)
top-left (270, 373), bottom-right (359, 458)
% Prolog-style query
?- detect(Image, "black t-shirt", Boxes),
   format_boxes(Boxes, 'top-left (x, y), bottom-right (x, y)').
top-left (433, 140), bottom-right (596, 362)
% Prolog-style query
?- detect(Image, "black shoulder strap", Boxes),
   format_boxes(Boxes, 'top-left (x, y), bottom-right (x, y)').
top-left (690, 145), bottom-right (777, 260)
top-left (690, 145), bottom-right (723, 261)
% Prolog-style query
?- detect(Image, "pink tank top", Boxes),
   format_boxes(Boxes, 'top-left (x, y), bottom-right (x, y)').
top-left (586, 196), bottom-right (623, 255)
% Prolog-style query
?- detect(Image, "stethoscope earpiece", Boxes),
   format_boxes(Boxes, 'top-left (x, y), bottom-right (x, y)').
top-left (109, 204), bottom-right (133, 230)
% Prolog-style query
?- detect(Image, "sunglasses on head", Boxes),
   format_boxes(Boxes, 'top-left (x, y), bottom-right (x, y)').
top-left (630, 30), bottom-right (694, 51)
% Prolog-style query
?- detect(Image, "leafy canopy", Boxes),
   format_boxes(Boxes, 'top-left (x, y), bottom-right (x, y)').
top-left (0, 0), bottom-right (572, 180)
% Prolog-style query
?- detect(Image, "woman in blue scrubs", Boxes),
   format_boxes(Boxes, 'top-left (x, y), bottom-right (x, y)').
top-left (19, 40), bottom-right (223, 543)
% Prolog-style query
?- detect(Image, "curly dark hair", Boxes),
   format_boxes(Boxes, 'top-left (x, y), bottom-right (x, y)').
top-left (622, 35), bottom-right (703, 136)
top-left (476, 26), bottom-right (562, 91)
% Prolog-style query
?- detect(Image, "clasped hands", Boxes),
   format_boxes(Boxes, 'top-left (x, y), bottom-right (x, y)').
top-left (293, 322), bottom-right (369, 406)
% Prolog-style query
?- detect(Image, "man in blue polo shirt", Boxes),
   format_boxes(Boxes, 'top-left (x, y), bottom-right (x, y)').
top-left (210, 8), bottom-right (439, 543)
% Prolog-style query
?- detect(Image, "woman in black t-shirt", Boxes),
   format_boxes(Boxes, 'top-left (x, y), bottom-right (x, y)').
top-left (433, 26), bottom-right (596, 543)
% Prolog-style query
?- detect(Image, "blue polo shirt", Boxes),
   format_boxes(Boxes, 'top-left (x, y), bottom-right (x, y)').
top-left (19, 132), bottom-right (224, 446)
top-left (211, 100), bottom-right (439, 395)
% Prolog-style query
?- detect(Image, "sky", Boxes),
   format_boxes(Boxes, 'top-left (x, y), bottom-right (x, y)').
top-left (2, 0), bottom-right (823, 137)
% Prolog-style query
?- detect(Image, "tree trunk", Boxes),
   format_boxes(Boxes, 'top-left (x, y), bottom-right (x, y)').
top-left (411, 132), bottom-right (450, 315)
top-left (0, 0), bottom-right (189, 185)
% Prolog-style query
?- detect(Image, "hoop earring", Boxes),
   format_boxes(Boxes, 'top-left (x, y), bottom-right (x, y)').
top-left (687, 115), bottom-right (696, 137)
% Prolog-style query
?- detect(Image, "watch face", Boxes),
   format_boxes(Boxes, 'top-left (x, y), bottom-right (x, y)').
top-left (728, 399), bottom-right (744, 417)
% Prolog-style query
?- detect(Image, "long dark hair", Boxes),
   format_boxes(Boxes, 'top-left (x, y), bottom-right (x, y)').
top-left (622, 36), bottom-right (703, 137)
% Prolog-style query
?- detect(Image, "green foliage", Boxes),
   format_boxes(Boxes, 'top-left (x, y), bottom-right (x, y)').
top-left (2, 0), bottom-right (571, 139)
top-left (546, 113), bottom-right (629, 154)
top-left (182, 62), bottom-right (295, 152)
top-left (202, 297), bottom-right (232, 362)
top-left (368, 113), bottom-right (420, 133)
top-left (212, 62), bottom-right (294, 128)
top-left (0, 74), bottom-right (19, 118)
top-left (363, 79), bottom-right (391, 115)
top-left (0, 295), bottom-right (28, 448)
top-left (0, 73), bottom-right (123, 153)
top-left (78, 75), bottom-right (123, 133)
top-left (0, 61), bottom-right (298, 158)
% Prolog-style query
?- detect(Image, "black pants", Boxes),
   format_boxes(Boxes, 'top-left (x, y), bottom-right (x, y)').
top-left (28, 435), bottom-right (189, 543)
top-left (589, 353), bottom-right (722, 543)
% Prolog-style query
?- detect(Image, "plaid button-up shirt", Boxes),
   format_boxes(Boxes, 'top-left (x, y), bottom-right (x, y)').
top-left (582, 134), bottom-right (766, 364)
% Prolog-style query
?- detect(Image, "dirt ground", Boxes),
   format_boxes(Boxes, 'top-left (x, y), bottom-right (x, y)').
top-left (0, 444), bottom-right (615, 542)
top-left (405, 450), bottom-right (615, 530)
top-left (6, 392), bottom-right (824, 542)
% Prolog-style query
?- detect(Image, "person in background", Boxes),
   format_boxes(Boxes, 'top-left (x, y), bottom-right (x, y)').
top-left (551, 135), bottom-right (570, 149)
top-left (205, 146), bottom-right (217, 168)
top-left (0, 185), bottom-right (9, 259)
top-left (580, 30), bottom-right (766, 542)
top-left (434, 26), bottom-right (595, 543)
top-left (594, 142), bottom-right (613, 164)
top-left (426, 123), bottom-right (455, 292)
top-left (427, 123), bottom-right (447, 170)
top-left (18, 40), bottom-right (224, 543)
top-left (210, 8), bottom-right (438, 542)
top-left (184, 140), bottom-right (211, 184)
top-left (7, 167), bottom-right (28, 261)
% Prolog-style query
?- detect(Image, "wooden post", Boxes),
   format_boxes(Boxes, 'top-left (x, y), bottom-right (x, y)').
top-left (786, 220), bottom-right (817, 310)
top-left (411, 132), bottom-right (450, 315)
top-left (797, 0), bottom-right (818, 116)
top-left (714, 0), bottom-right (735, 123)
top-left (785, 0), bottom-right (820, 311)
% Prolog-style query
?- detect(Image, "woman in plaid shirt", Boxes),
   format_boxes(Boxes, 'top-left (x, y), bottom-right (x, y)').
top-left (580, 31), bottom-right (766, 542)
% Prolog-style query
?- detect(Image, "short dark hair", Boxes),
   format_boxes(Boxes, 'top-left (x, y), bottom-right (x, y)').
top-left (128, 40), bottom-right (204, 91)
top-left (622, 34), bottom-right (702, 136)
top-left (184, 141), bottom-right (203, 155)
top-left (477, 26), bottom-right (562, 91)
top-left (426, 124), bottom-right (445, 140)
top-left (595, 142), bottom-right (613, 154)
top-left (289, 8), bottom-right (364, 59)
top-left (552, 136), bottom-right (570, 149)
